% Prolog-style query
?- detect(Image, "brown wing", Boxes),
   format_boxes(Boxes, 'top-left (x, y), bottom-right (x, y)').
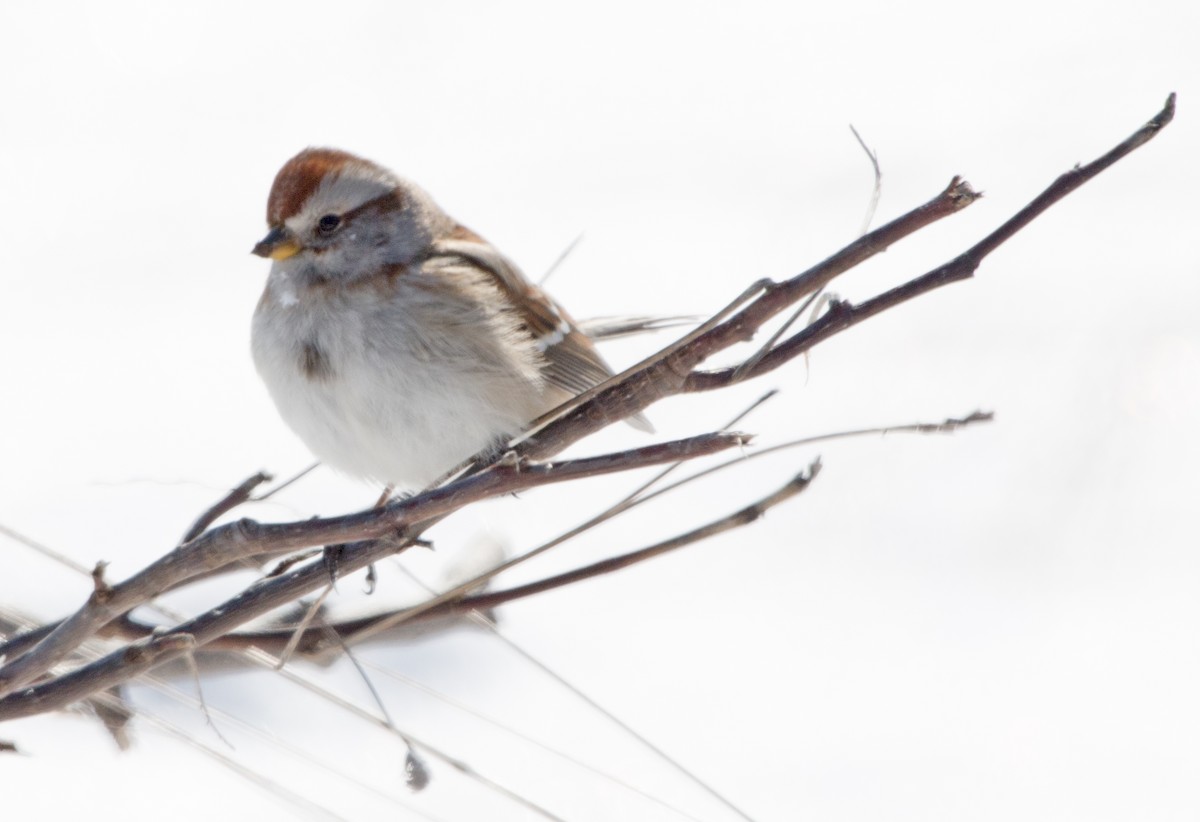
top-left (431, 231), bottom-right (653, 431)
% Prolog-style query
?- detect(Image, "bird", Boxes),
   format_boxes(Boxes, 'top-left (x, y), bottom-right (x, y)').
top-left (250, 148), bottom-right (648, 490)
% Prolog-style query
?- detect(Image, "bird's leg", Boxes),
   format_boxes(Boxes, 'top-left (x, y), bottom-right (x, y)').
top-left (322, 485), bottom-right (394, 591)
top-left (361, 484), bottom-right (397, 592)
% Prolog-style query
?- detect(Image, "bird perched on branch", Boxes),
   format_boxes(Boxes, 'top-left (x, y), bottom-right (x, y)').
top-left (251, 148), bottom-right (648, 489)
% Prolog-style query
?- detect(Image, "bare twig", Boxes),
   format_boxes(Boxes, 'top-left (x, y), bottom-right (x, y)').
top-left (0, 95), bottom-right (1174, 719)
top-left (850, 123), bottom-right (883, 236)
top-left (0, 523), bottom-right (92, 576)
top-left (180, 472), bottom-right (273, 544)
top-left (537, 232), bottom-right (585, 287)
top-left (6, 411), bottom-right (989, 660)
top-left (254, 462), bottom-right (320, 501)
top-left (452, 461), bottom-right (820, 613)
top-left (578, 314), bottom-right (701, 340)
top-left (731, 288), bottom-right (824, 383)
top-left (276, 585), bottom-right (334, 669)
top-left (511, 176), bottom-right (981, 461)
top-left (0, 633), bottom-right (195, 721)
top-left (0, 433), bottom-right (746, 700)
top-left (240, 650), bottom-right (570, 821)
top-left (90, 688), bottom-right (353, 819)
top-left (687, 94), bottom-right (1177, 391)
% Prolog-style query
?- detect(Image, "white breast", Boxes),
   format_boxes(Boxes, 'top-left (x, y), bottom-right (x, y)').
top-left (251, 270), bottom-right (550, 489)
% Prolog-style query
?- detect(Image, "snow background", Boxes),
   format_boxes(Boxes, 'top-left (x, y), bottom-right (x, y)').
top-left (1, 1), bottom-right (1197, 820)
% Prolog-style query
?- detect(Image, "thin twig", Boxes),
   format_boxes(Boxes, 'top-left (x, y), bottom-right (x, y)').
top-left (379, 387), bottom-right (781, 818)
top-left (687, 94), bottom-right (1176, 390)
top-left (0, 633), bottom-right (196, 721)
top-left (180, 472), bottom-right (273, 545)
top-left (0, 95), bottom-right (1173, 717)
top-left (578, 314), bottom-right (701, 340)
top-left (35, 411), bottom-right (990, 653)
top-left (276, 585), bottom-right (334, 669)
top-left (537, 232), bottom-right (585, 287)
top-left (731, 288), bottom-right (824, 383)
top-left (364, 657), bottom-right (708, 821)
top-left (133, 672), bottom-right (442, 817)
top-left (101, 691), bottom-right (347, 820)
top-left (0, 523), bottom-right (93, 576)
top-left (183, 651), bottom-right (233, 750)
top-left (254, 462), bottom-right (320, 501)
top-left (0, 433), bottom-right (744, 699)
top-left (242, 647), bottom-right (570, 821)
top-left (850, 123), bottom-right (883, 237)
top-left (444, 461), bottom-right (820, 612)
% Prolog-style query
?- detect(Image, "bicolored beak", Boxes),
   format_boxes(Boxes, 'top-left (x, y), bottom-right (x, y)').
top-left (252, 226), bottom-right (302, 260)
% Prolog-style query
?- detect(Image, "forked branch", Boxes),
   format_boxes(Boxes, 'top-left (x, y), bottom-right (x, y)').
top-left (0, 94), bottom-right (1175, 721)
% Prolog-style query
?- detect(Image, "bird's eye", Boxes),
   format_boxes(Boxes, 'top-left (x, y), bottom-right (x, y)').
top-left (317, 214), bottom-right (342, 234)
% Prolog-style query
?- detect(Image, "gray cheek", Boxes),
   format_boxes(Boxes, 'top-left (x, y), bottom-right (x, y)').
top-left (341, 241), bottom-right (397, 284)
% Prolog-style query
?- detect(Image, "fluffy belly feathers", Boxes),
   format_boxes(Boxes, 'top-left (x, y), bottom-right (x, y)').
top-left (251, 285), bottom-right (549, 488)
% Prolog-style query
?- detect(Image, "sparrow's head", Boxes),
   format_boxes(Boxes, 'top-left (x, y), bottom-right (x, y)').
top-left (252, 148), bottom-right (450, 282)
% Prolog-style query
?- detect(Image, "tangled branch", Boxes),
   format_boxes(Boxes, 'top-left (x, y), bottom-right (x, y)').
top-left (0, 93), bottom-right (1175, 723)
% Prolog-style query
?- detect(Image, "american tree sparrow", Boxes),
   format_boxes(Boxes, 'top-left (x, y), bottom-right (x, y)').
top-left (251, 148), bottom-right (649, 489)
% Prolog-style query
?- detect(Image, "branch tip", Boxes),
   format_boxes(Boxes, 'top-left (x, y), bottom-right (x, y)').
top-left (91, 562), bottom-right (111, 598)
top-left (945, 177), bottom-right (982, 208)
top-left (1156, 92), bottom-right (1177, 127)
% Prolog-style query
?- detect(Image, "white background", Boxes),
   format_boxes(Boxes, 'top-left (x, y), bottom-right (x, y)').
top-left (1, 2), bottom-right (1197, 820)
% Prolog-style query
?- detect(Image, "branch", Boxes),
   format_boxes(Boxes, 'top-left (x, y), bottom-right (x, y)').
top-left (0, 433), bottom-right (747, 700)
top-left (512, 176), bottom-right (983, 458)
top-left (0, 95), bottom-right (1174, 719)
top-left (0, 633), bottom-right (195, 721)
top-left (204, 412), bottom-right (989, 651)
top-left (455, 460), bottom-right (821, 611)
top-left (179, 472), bottom-right (273, 545)
top-left (96, 460), bottom-right (824, 657)
top-left (15, 411), bottom-right (988, 659)
top-left (686, 93), bottom-right (1177, 390)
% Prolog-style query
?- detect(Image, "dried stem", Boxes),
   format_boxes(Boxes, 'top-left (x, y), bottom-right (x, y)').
top-left (687, 93), bottom-right (1177, 390)
top-left (457, 460), bottom-right (821, 611)
top-left (0, 433), bottom-right (746, 701)
top-left (179, 472), bottom-right (273, 545)
top-left (0, 94), bottom-right (1175, 720)
top-left (0, 633), bottom-right (195, 721)
top-left (20, 411), bottom-right (987, 658)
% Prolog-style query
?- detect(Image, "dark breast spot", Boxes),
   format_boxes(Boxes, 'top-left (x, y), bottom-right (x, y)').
top-left (300, 340), bottom-right (333, 381)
